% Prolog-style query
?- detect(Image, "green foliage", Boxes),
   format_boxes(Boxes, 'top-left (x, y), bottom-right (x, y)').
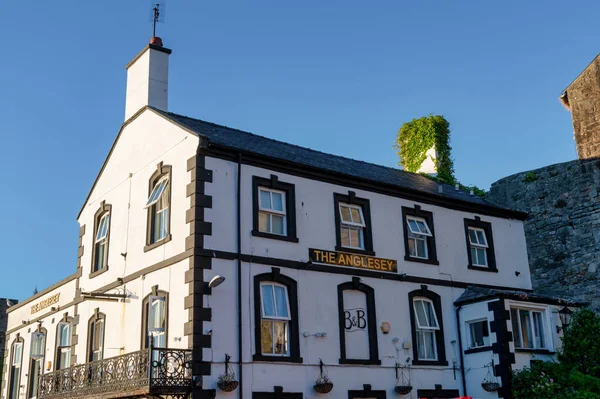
top-left (559, 308), bottom-right (600, 378)
top-left (513, 309), bottom-right (600, 399)
top-left (524, 171), bottom-right (538, 183)
top-left (394, 115), bottom-right (455, 184)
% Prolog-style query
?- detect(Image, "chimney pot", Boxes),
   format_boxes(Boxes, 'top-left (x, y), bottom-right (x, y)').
top-left (150, 37), bottom-right (163, 47)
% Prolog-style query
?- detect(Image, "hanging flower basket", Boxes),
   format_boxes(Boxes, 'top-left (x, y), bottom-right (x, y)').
top-left (394, 385), bottom-right (413, 395)
top-left (217, 374), bottom-right (239, 392)
top-left (314, 381), bottom-right (334, 394)
top-left (481, 382), bottom-right (500, 392)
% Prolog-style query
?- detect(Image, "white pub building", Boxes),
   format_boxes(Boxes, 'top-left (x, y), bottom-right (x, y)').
top-left (2, 37), bottom-right (580, 399)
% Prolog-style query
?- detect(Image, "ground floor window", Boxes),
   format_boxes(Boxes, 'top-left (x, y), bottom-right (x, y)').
top-left (466, 319), bottom-right (490, 349)
top-left (511, 307), bottom-right (547, 349)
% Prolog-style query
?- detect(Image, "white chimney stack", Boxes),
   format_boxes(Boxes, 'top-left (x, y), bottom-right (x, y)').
top-left (124, 38), bottom-right (171, 121)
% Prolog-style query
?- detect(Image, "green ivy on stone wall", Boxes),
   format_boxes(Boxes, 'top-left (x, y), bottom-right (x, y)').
top-left (393, 114), bottom-right (455, 184)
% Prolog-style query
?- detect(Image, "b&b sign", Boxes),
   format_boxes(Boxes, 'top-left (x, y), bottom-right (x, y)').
top-left (345, 307), bottom-right (367, 332)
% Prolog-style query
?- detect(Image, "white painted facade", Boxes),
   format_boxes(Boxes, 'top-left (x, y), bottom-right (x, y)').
top-left (2, 40), bottom-right (578, 399)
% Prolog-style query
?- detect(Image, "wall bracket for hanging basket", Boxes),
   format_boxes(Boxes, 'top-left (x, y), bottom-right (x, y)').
top-left (313, 359), bottom-right (334, 394)
top-left (217, 354), bottom-right (239, 392)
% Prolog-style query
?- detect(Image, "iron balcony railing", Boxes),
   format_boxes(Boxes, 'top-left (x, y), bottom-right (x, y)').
top-left (38, 348), bottom-right (192, 399)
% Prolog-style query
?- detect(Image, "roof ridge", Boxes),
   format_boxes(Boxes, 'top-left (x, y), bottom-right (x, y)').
top-left (159, 109), bottom-right (460, 189)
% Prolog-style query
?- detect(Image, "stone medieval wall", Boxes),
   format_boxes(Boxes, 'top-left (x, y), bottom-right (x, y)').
top-left (0, 299), bottom-right (17, 374)
top-left (487, 158), bottom-right (600, 310)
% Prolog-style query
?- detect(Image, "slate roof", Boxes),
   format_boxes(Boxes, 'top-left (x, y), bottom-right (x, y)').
top-left (151, 107), bottom-right (524, 216)
top-left (454, 286), bottom-right (585, 307)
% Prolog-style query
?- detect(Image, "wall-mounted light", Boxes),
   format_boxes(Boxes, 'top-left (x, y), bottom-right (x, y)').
top-left (209, 275), bottom-right (226, 288)
top-left (380, 322), bottom-right (391, 334)
top-left (557, 306), bottom-right (573, 333)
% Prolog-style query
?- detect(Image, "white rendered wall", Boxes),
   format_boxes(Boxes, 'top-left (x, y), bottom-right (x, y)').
top-left (125, 47), bottom-right (169, 121)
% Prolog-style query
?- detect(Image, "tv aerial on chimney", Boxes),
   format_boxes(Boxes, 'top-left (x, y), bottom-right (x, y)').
top-left (149, 1), bottom-right (166, 38)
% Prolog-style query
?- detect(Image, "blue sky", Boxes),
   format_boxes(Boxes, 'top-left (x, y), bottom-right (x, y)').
top-left (0, 1), bottom-right (596, 300)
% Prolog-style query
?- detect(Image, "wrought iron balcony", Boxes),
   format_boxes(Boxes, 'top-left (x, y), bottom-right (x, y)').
top-left (38, 348), bottom-right (193, 399)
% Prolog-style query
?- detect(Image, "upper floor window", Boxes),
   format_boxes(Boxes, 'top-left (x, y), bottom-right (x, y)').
top-left (259, 282), bottom-right (291, 356)
top-left (339, 203), bottom-right (366, 249)
top-left (402, 206), bottom-right (438, 265)
top-left (55, 318), bottom-right (72, 370)
top-left (88, 310), bottom-right (105, 362)
top-left (406, 216), bottom-right (432, 259)
top-left (28, 329), bottom-right (46, 399)
top-left (408, 286), bottom-right (447, 366)
top-left (9, 338), bottom-right (24, 399)
top-left (91, 202), bottom-right (111, 277)
top-left (142, 287), bottom-right (168, 349)
top-left (334, 192), bottom-right (374, 255)
top-left (413, 298), bottom-right (439, 360)
top-left (145, 163), bottom-right (172, 252)
top-left (253, 268), bottom-right (302, 363)
top-left (466, 319), bottom-right (489, 349)
top-left (252, 175), bottom-right (298, 242)
top-left (464, 217), bottom-right (496, 272)
top-left (511, 308), bottom-right (547, 350)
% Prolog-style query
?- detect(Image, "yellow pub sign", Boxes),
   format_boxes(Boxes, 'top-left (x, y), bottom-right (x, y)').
top-left (30, 293), bottom-right (60, 315)
top-left (309, 248), bottom-right (397, 273)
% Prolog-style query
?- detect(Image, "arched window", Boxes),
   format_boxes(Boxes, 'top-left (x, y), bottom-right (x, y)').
top-left (141, 286), bottom-right (168, 349)
top-left (8, 335), bottom-right (24, 399)
top-left (87, 309), bottom-right (106, 362)
top-left (408, 286), bottom-right (447, 366)
top-left (253, 268), bottom-right (301, 363)
top-left (55, 315), bottom-right (73, 370)
top-left (145, 163), bottom-right (172, 251)
top-left (27, 327), bottom-right (46, 399)
top-left (91, 202), bottom-right (111, 277)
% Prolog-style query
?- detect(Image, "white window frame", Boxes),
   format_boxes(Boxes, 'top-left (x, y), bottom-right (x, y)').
top-left (145, 177), bottom-right (169, 208)
top-left (12, 343), bottom-right (23, 366)
top-left (57, 322), bottom-right (72, 369)
top-left (413, 298), bottom-right (439, 361)
top-left (510, 306), bottom-right (550, 350)
top-left (30, 332), bottom-right (45, 360)
top-left (406, 216), bottom-right (431, 259)
top-left (468, 227), bottom-right (489, 267)
top-left (339, 203), bottom-right (366, 250)
top-left (90, 318), bottom-right (104, 362)
top-left (406, 216), bottom-right (432, 236)
top-left (466, 318), bottom-right (490, 349)
top-left (258, 187), bottom-right (287, 236)
top-left (260, 282), bottom-right (291, 356)
top-left (94, 213), bottom-right (110, 271)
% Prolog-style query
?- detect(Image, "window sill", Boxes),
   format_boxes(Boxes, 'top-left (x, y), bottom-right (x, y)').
top-left (252, 354), bottom-right (303, 363)
top-left (464, 346), bottom-right (492, 355)
top-left (144, 234), bottom-right (172, 253)
top-left (339, 358), bottom-right (381, 365)
top-left (467, 265), bottom-right (498, 273)
top-left (89, 267), bottom-right (109, 279)
top-left (404, 255), bottom-right (439, 266)
top-left (335, 246), bottom-right (375, 256)
top-left (251, 230), bottom-right (299, 243)
top-left (411, 359), bottom-right (449, 366)
top-left (515, 348), bottom-right (555, 355)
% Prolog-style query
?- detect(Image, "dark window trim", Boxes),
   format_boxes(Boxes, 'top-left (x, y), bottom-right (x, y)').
top-left (408, 285), bottom-right (448, 366)
top-left (348, 384), bottom-right (387, 398)
top-left (145, 163), bottom-right (173, 252)
top-left (54, 314), bottom-right (74, 371)
top-left (252, 387), bottom-right (303, 399)
top-left (8, 334), bottom-right (24, 399)
top-left (333, 192), bottom-right (375, 255)
top-left (26, 326), bottom-right (47, 399)
top-left (253, 268), bottom-right (302, 363)
top-left (252, 175), bottom-right (298, 242)
top-left (141, 286), bottom-right (169, 349)
top-left (337, 277), bottom-right (380, 365)
top-left (86, 308), bottom-right (106, 362)
top-left (464, 346), bottom-right (492, 355)
top-left (417, 384), bottom-right (460, 398)
top-left (90, 201), bottom-right (112, 279)
top-left (401, 205), bottom-right (438, 265)
top-left (464, 216), bottom-right (497, 271)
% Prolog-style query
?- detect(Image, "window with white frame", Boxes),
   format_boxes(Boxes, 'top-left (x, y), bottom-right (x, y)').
top-left (146, 176), bottom-right (170, 243)
top-left (413, 298), bottom-right (439, 360)
top-left (258, 188), bottom-right (287, 236)
top-left (93, 213), bottom-right (110, 272)
top-left (467, 319), bottom-right (490, 349)
top-left (148, 296), bottom-right (167, 348)
top-left (406, 216), bottom-right (432, 259)
top-left (510, 308), bottom-right (547, 350)
top-left (468, 227), bottom-right (488, 267)
top-left (339, 203), bottom-right (366, 249)
top-left (260, 282), bottom-right (291, 356)
top-left (56, 322), bottom-right (72, 369)
top-left (28, 331), bottom-right (45, 399)
top-left (88, 316), bottom-right (105, 362)
top-left (9, 341), bottom-right (23, 399)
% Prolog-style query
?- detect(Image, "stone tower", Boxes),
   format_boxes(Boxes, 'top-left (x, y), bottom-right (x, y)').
top-left (561, 53), bottom-right (600, 159)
